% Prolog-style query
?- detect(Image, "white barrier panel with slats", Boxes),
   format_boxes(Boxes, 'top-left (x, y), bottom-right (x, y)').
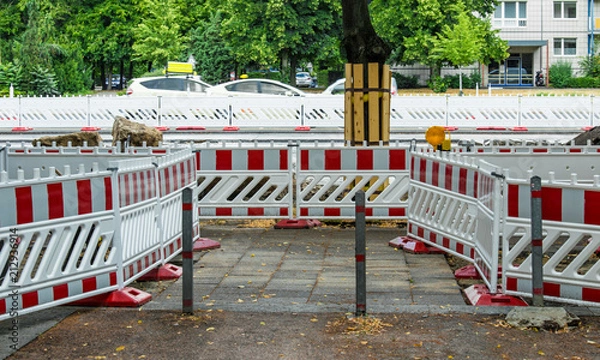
top-left (296, 144), bottom-right (410, 219)
top-left (195, 144), bottom-right (293, 218)
top-left (407, 150), bottom-right (503, 290)
top-left (1, 95), bottom-right (598, 130)
top-left (502, 172), bottom-right (600, 307)
top-left (0, 146), bottom-right (197, 320)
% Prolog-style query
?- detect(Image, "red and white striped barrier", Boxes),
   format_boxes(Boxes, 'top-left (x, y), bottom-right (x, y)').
top-left (296, 146), bottom-right (409, 219)
top-left (195, 145), bottom-right (292, 218)
top-left (406, 150), bottom-right (502, 292)
top-left (503, 176), bottom-right (600, 306)
top-left (0, 146), bottom-right (197, 320)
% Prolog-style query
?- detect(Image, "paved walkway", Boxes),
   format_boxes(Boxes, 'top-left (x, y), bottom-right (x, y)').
top-left (144, 225), bottom-right (468, 313)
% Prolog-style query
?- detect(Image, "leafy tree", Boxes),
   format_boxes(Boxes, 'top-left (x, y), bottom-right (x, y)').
top-left (190, 12), bottom-right (235, 84)
top-left (430, 2), bottom-right (507, 93)
top-left (132, 0), bottom-right (188, 72)
top-left (218, 0), bottom-right (342, 84)
top-left (370, 0), bottom-right (506, 77)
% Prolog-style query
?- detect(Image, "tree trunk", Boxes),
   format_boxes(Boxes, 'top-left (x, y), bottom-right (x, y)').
top-left (341, 0), bottom-right (390, 64)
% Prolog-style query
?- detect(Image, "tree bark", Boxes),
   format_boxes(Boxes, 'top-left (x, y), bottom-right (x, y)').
top-left (341, 0), bottom-right (390, 64)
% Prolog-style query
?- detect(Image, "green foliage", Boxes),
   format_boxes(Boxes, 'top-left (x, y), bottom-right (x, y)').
top-left (132, 0), bottom-right (187, 70)
top-left (370, 0), bottom-right (506, 75)
top-left (428, 76), bottom-right (449, 93)
top-left (549, 61), bottom-right (573, 89)
top-left (0, 62), bottom-right (22, 90)
top-left (28, 65), bottom-right (60, 96)
top-left (444, 72), bottom-right (481, 89)
top-left (393, 73), bottom-right (420, 89)
top-left (567, 77), bottom-right (600, 88)
top-left (579, 55), bottom-right (600, 78)
top-left (190, 12), bottom-right (234, 84)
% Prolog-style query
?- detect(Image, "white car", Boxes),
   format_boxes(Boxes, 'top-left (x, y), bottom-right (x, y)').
top-left (206, 79), bottom-right (306, 97)
top-left (295, 72), bottom-right (312, 87)
top-left (126, 76), bottom-right (212, 97)
top-left (322, 77), bottom-right (398, 95)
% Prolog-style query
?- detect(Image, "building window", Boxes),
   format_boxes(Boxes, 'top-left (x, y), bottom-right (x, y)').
top-left (554, 38), bottom-right (577, 56)
top-left (554, 1), bottom-right (577, 19)
top-left (493, 1), bottom-right (527, 27)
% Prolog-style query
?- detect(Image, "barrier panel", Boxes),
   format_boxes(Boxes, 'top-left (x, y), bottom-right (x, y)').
top-left (1, 95), bottom-right (598, 130)
top-left (0, 146), bottom-right (196, 320)
top-left (296, 144), bottom-right (410, 219)
top-left (407, 150), bottom-right (503, 290)
top-left (502, 171), bottom-right (600, 306)
top-left (195, 143), bottom-right (293, 218)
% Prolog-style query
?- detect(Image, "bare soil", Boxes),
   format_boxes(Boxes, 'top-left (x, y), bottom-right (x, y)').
top-left (8, 308), bottom-right (600, 360)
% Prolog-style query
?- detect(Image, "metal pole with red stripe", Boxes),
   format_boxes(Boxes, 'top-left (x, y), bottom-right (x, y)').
top-left (530, 175), bottom-right (544, 307)
top-left (355, 190), bottom-right (366, 316)
top-left (182, 187), bottom-right (194, 314)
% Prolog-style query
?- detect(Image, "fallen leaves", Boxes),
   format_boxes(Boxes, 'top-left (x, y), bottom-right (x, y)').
top-left (326, 315), bottom-right (393, 335)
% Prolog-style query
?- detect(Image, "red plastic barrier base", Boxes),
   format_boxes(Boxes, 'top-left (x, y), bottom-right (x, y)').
top-left (444, 126), bottom-right (459, 131)
top-left (12, 127), bottom-right (33, 132)
top-left (81, 126), bottom-right (101, 132)
top-left (476, 126), bottom-right (506, 131)
top-left (193, 238), bottom-right (221, 251)
top-left (137, 264), bottom-right (182, 281)
top-left (582, 126), bottom-right (594, 131)
top-left (389, 236), bottom-right (445, 254)
top-left (464, 284), bottom-right (528, 307)
top-left (274, 219), bottom-right (322, 229)
top-left (155, 126), bottom-right (170, 131)
top-left (176, 126), bottom-right (205, 131)
top-left (223, 126), bottom-right (240, 131)
top-left (454, 264), bottom-right (502, 280)
top-left (511, 126), bottom-right (528, 132)
top-left (295, 126), bottom-right (311, 131)
top-left (388, 236), bottom-right (411, 249)
top-left (69, 287), bottom-right (152, 307)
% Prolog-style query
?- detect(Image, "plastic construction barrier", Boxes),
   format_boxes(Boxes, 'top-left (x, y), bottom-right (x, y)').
top-left (0, 145), bottom-right (197, 321)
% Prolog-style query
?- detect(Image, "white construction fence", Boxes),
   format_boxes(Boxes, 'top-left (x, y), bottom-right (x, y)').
top-left (0, 94), bottom-right (597, 131)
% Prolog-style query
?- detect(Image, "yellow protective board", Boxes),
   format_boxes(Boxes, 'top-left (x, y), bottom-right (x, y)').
top-left (368, 63), bottom-right (380, 145)
top-left (381, 65), bottom-right (391, 143)
top-left (167, 62), bottom-right (194, 74)
top-left (344, 63), bottom-right (353, 143)
top-left (353, 63), bottom-right (365, 144)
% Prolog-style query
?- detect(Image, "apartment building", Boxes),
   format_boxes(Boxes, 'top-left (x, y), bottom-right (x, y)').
top-left (489, 0), bottom-right (592, 87)
top-left (393, 0), bottom-right (595, 87)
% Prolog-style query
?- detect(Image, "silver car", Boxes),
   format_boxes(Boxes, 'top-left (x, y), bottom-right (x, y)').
top-left (295, 72), bottom-right (312, 88)
top-left (322, 77), bottom-right (398, 95)
top-left (126, 76), bottom-right (212, 96)
top-left (207, 79), bottom-right (306, 97)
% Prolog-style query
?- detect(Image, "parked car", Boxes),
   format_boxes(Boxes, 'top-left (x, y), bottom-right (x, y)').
top-left (206, 79), bottom-right (306, 97)
top-left (322, 77), bottom-right (398, 95)
top-left (295, 72), bottom-right (312, 87)
top-left (126, 76), bottom-right (212, 97)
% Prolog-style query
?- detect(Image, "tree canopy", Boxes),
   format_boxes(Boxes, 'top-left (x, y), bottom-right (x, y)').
top-left (0, 0), bottom-right (509, 95)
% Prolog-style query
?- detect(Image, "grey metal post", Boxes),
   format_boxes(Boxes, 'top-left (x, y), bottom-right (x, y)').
top-left (182, 187), bottom-right (194, 314)
top-left (530, 176), bottom-right (544, 307)
top-left (355, 190), bottom-right (366, 316)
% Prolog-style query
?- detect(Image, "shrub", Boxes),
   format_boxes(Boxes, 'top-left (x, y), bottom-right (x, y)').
top-left (549, 61), bottom-right (572, 88)
top-left (567, 77), bottom-right (600, 88)
top-left (443, 72), bottom-right (482, 89)
top-left (393, 73), bottom-right (419, 89)
top-left (428, 76), bottom-right (449, 93)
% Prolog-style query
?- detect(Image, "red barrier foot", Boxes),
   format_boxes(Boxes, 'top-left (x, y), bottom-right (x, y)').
top-left (193, 238), bottom-right (221, 251)
top-left (11, 127), bottom-right (33, 132)
top-left (223, 126), bottom-right (240, 131)
top-left (81, 126), bottom-right (101, 132)
top-left (138, 264), bottom-right (182, 281)
top-left (402, 239), bottom-right (446, 254)
top-left (511, 126), bottom-right (528, 132)
top-left (464, 284), bottom-right (528, 306)
top-left (69, 287), bottom-right (152, 307)
top-left (455, 265), bottom-right (503, 280)
top-left (155, 126), bottom-right (170, 131)
top-left (295, 126), bottom-right (311, 131)
top-left (176, 126), bottom-right (206, 131)
top-left (388, 236), bottom-right (412, 249)
top-left (274, 219), bottom-right (321, 229)
top-left (444, 126), bottom-right (459, 131)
